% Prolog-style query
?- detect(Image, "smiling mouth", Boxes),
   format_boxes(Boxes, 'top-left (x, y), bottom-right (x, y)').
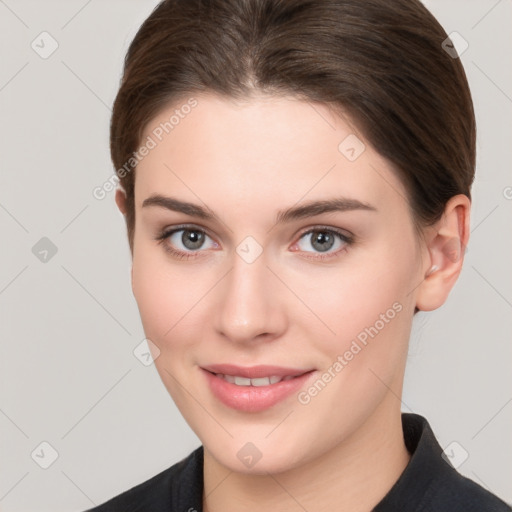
top-left (201, 366), bottom-right (317, 412)
top-left (207, 372), bottom-right (301, 387)
top-left (201, 363), bottom-right (314, 383)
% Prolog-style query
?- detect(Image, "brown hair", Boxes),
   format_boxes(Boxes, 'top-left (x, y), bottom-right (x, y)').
top-left (110, 0), bottom-right (476, 252)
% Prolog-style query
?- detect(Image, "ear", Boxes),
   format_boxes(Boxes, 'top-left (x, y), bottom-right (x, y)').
top-left (115, 186), bottom-right (134, 285)
top-left (115, 186), bottom-right (127, 215)
top-left (415, 194), bottom-right (471, 312)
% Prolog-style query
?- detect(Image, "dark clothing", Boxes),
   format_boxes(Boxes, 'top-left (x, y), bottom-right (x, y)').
top-left (86, 413), bottom-right (511, 511)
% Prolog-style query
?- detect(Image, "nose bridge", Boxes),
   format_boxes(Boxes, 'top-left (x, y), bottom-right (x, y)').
top-left (214, 246), bottom-right (282, 343)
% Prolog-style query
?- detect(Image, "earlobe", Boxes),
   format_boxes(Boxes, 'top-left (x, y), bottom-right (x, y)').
top-left (416, 194), bottom-right (471, 312)
top-left (115, 186), bottom-right (128, 215)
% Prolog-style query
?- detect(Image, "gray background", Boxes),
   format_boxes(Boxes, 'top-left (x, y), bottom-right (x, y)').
top-left (0, 1), bottom-right (510, 510)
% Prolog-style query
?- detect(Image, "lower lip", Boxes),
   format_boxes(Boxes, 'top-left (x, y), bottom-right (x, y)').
top-left (202, 369), bottom-right (316, 412)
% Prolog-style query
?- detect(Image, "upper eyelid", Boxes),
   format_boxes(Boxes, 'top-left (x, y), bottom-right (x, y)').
top-left (160, 224), bottom-right (352, 247)
top-left (160, 224), bottom-right (217, 243)
top-left (297, 224), bottom-right (352, 238)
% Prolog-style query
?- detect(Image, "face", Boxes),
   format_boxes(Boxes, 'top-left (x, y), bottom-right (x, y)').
top-left (130, 92), bottom-right (426, 474)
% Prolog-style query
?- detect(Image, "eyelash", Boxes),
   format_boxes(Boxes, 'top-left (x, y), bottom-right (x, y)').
top-left (155, 224), bottom-right (354, 261)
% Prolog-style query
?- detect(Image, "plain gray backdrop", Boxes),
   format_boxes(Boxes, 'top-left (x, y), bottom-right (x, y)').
top-left (0, 1), bottom-right (511, 510)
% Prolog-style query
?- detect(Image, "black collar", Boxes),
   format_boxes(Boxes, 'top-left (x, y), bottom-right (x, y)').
top-left (374, 412), bottom-right (462, 510)
top-left (88, 413), bottom-right (511, 511)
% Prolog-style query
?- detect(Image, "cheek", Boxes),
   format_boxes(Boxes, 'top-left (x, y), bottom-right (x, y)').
top-left (324, 271), bottom-right (409, 338)
top-left (303, 242), bottom-right (418, 373)
top-left (131, 246), bottom-right (193, 345)
top-left (291, 261), bottom-right (415, 438)
top-left (131, 248), bottom-right (205, 405)
top-left (132, 264), bottom-right (173, 341)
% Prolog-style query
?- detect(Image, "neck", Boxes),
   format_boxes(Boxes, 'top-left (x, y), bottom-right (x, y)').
top-left (202, 394), bottom-right (411, 512)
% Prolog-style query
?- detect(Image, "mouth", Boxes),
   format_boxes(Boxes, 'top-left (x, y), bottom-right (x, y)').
top-left (201, 364), bottom-right (316, 412)
top-left (202, 363), bottom-right (314, 378)
top-left (209, 373), bottom-right (298, 386)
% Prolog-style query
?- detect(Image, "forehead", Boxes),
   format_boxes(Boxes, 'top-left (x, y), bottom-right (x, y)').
top-left (135, 92), bottom-right (408, 216)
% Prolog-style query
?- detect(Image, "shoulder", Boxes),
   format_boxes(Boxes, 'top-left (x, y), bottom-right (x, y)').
top-left (375, 413), bottom-right (511, 512)
top-left (83, 446), bottom-right (204, 512)
top-left (424, 465), bottom-right (512, 512)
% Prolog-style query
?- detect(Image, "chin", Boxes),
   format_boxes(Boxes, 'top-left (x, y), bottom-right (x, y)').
top-left (206, 438), bottom-right (309, 476)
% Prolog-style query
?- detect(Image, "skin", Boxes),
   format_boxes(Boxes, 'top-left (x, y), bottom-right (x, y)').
top-left (115, 92), bottom-right (470, 511)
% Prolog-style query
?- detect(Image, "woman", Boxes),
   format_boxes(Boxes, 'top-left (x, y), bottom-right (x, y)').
top-left (86, 0), bottom-right (511, 510)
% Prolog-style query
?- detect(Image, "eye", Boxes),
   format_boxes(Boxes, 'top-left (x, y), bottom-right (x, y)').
top-left (156, 225), bottom-right (353, 261)
top-left (292, 227), bottom-right (353, 259)
top-left (156, 226), bottom-right (218, 259)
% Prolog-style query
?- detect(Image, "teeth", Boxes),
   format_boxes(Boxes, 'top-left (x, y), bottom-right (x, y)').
top-left (216, 374), bottom-right (296, 386)
top-left (234, 376), bottom-right (252, 386)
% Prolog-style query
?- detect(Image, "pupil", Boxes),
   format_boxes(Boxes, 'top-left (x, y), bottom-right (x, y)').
top-left (312, 231), bottom-right (334, 252)
top-left (183, 230), bottom-right (204, 250)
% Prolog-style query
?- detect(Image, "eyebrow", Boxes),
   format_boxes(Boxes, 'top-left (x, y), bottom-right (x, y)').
top-left (141, 194), bottom-right (377, 224)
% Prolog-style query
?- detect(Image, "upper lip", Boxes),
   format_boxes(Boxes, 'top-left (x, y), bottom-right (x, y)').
top-left (202, 364), bottom-right (314, 379)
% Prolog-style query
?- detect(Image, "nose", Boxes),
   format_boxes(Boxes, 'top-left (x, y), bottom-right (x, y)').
top-left (213, 249), bottom-right (287, 345)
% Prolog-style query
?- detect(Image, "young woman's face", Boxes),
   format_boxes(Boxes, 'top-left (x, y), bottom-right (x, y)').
top-left (131, 92), bottom-right (426, 473)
